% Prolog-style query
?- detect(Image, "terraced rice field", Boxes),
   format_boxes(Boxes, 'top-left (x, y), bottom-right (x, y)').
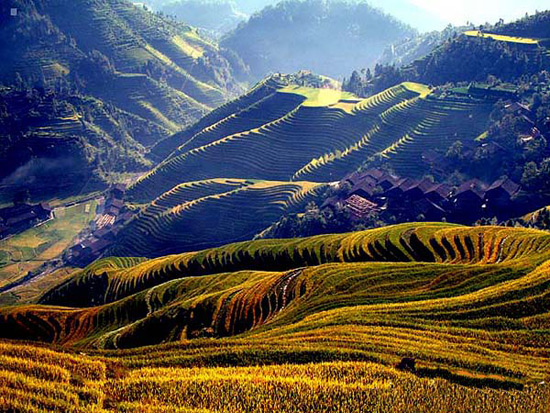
top-left (1, 343), bottom-right (548, 412)
top-left (129, 82), bottom-right (493, 203)
top-left (1, 223), bottom-right (549, 411)
top-left (111, 179), bottom-right (327, 257)
top-left (464, 30), bottom-right (541, 45)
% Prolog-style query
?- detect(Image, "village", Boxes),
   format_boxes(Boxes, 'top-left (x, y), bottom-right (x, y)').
top-left (65, 184), bottom-right (135, 266)
top-left (323, 169), bottom-right (523, 225)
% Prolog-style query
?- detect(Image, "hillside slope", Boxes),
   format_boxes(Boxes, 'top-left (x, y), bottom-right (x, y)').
top-left (128, 81), bottom-right (493, 203)
top-left (0, 223), bottom-right (548, 396)
top-left (112, 179), bottom-right (327, 257)
top-left (0, 0), bottom-right (243, 201)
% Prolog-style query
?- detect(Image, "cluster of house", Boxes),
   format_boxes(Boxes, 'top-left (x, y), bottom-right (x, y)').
top-left (323, 169), bottom-right (521, 224)
top-left (0, 202), bottom-right (52, 239)
top-left (66, 184), bottom-right (133, 266)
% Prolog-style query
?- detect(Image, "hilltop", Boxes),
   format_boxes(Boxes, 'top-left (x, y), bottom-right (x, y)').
top-left (221, 0), bottom-right (416, 79)
top-left (0, 0), bottom-right (245, 201)
top-left (348, 12), bottom-right (550, 97)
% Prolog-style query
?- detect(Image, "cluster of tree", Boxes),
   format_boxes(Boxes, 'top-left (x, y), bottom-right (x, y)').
top-left (493, 10), bottom-right (550, 39)
top-left (258, 201), bottom-right (384, 240)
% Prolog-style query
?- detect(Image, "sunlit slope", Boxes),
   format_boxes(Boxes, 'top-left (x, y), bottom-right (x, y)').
top-left (464, 30), bottom-right (540, 45)
top-left (2, 344), bottom-right (547, 412)
top-left (128, 82), bottom-right (492, 203)
top-left (1, 0), bottom-right (236, 133)
top-left (110, 179), bottom-right (327, 257)
top-left (0, 223), bottom-right (546, 386)
top-left (151, 75), bottom-right (305, 160)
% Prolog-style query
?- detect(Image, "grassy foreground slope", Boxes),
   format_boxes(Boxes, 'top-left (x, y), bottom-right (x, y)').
top-left (0, 224), bottom-right (548, 394)
top-left (128, 82), bottom-right (493, 203)
top-left (1, 342), bottom-right (548, 412)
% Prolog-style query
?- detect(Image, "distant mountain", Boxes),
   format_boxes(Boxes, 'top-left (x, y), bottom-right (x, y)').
top-left (367, 0), bottom-right (447, 32)
top-left (0, 0), bottom-right (245, 201)
top-left (160, 0), bottom-right (247, 35)
top-left (221, 0), bottom-right (416, 79)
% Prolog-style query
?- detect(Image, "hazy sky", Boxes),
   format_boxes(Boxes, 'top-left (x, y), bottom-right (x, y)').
top-left (408, 0), bottom-right (549, 30)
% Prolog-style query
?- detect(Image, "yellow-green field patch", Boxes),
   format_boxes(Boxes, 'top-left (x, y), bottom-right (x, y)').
top-left (0, 201), bottom-right (97, 289)
top-left (279, 86), bottom-right (357, 107)
top-left (464, 30), bottom-right (540, 45)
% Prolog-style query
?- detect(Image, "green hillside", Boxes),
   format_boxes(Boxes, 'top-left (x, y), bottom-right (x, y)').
top-left (0, 223), bottom-right (548, 402)
top-left (0, 0), bottom-right (243, 201)
top-left (357, 14), bottom-right (550, 97)
top-left (128, 81), bottom-right (493, 203)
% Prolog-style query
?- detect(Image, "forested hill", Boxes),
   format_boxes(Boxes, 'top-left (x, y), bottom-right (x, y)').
top-left (492, 10), bottom-right (550, 39)
top-left (221, 0), bottom-right (416, 79)
top-left (344, 12), bottom-right (550, 97)
top-left (0, 0), bottom-right (246, 202)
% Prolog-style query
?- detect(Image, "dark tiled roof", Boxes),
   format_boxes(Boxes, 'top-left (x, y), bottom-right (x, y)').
top-left (351, 182), bottom-right (376, 197)
top-left (487, 177), bottom-right (520, 196)
top-left (426, 183), bottom-right (452, 198)
top-left (455, 179), bottom-right (487, 198)
top-left (360, 169), bottom-right (384, 180)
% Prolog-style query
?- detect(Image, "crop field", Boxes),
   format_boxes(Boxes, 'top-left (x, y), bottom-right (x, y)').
top-left (111, 179), bottom-right (327, 257)
top-left (0, 344), bottom-right (548, 412)
top-left (0, 223), bottom-right (549, 411)
top-left (0, 201), bottom-right (97, 291)
top-left (128, 82), bottom-right (493, 203)
top-left (119, 81), bottom-right (492, 258)
top-left (464, 30), bottom-right (540, 45)
top-left (0, 267), bottom-right (77, 307)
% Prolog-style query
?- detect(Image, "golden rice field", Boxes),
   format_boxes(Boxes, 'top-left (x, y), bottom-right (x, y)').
top-left (464, 30), bottom-right (540, 45)
top-left (1, 223), bottom-right (549, 411)
top-left (0, 341), bottom-right (548, 412)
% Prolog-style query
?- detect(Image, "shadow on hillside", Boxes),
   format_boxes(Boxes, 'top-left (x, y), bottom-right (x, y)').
top-left (415, 367), bottom-right (524, 391)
